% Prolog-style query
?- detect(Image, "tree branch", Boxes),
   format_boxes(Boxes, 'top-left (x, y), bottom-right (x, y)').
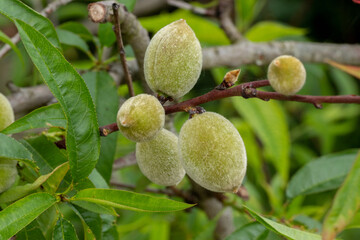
top-left (0, 0), bottom-right (73, 59)
top-left (112, 3), bottom-right (135, 96)
top-left (218, 0), bottom-right (244, 43)
top-left (203, 41), bottom-right (360, 68)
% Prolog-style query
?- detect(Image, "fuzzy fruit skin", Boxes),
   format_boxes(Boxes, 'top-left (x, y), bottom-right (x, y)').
top-left (144, 19), bottom-right (202, 99)
top-left (267, 55), bottom-right (306, 95)
top-left (117, 94), bottom-right (165, 142)
top-left (136, 129), bottom-right (185, 186)
top-left (179, 112), bottom-right (247, 193)
top-left (0, 93), bottom-right (15, 131)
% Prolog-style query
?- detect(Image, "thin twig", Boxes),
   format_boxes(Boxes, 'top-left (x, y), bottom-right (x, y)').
top-left (0, 0), bottom-right (73, 59)
top-left (167, 0), bottom-right (215, 16)
top-left (112, 3), bottom-right (135, 96)
top-left (218, 0), bottom-right (244, 43)
top-left (54, 78), bottom-right (360, 148)
top-left (112, 152), bottom-right (137, 170)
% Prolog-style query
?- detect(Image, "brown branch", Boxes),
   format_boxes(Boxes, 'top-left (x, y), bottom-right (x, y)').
top-left (88, 1), bottom-right (151, 92)
top-left (0, 0), bottom-right (73, 59)
top-left (167, 0), bottom-right (215, 16)
top-left (112, 3), bottom-right (135, 96)
top-left (112, 152), bottom-right (137, 170)
top-left (218, 0), bottom-right (244, 43)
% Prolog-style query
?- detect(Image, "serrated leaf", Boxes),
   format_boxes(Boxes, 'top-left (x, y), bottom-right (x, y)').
top-left (286, 149), bottom-right (358, 199)
top-left (83, 71), bottom-right (119, 182)
top-left (245, 21), bottom-right (307, 42)
top-left (1, 104), bottom-right (66, 135)
top-left (322, 151), bottom-right (360, 239)
top-left (71, 201), bottom-right (118, 216)
top-left (71, 188), bottom-right (195, 212)
top-left (98, 22), bottom-right (116, 47)
top-left (15, 19), bottom-right (100, 182)
top-left (59, 22), bottom-right (94, 41)
top-left (0, 29), bottom-right (23, 63)
top-left (57, 28), bottom-right (90, 53)
top-left (244, 206), bottom-right (322, 240)
top-left (0, 193), bottom-right (57, 239)
top-left (326, 59), bottom-right (360, 80)
top-left (43, 162), bottom-right (70, 193)
top-left (21, 135), bottom-right (67, 175)
top-left (232, 98), bottom-right (290, 183)
top-left (225, 222), bottom-right (268, 240)
top-left (72, 205), bottom-right (102, 240)
top-left (53, 217), bottom-right (79, 240)
top-left (0, 162), bottom-right (68, 204)
top-left (0, 0), bottom-right (60, 48)
top-left (0, 133), bottom-right (35, 167)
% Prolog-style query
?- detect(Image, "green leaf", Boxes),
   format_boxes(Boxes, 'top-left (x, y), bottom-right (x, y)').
top-left (71, 201), bottom-right (118, 216)
top-left (245, 21), bottom-right (307, 42)
top-left (232, 97), bottom-right (290, 183)
top-left (1, 104), bottom-right (66, 135)
top-left (98, 22), bottom-right (116, 47)
top-left (22, 135), bottom-right (68, 175)
top-left (0, 0), bottom-right (60, 48)
top-left (15, 19), bottom-right (100, 182)
top-left (0, 163), bottom-right (68, 204)
top-left (72, 205), bottom-right (102, 240)
top-left (36, 206), bottom-right (58, 239)
top-left (244, 206), bottom-right (322, 240)
top-left (83, 71), bottom-right (119, 182)
top-left (0, 133), bottom-right (35, 167)
top-left (71, 188), bottom-right (195, 212)
top-left (286, 149), bottom-right (358, 199)
top-left (17, 220), bottom-right (46, 240)
top-left (43, 162), bottom-right (70, 193)
top-left (0, 193), bottom-right (57, 239)
top-left (59, 22), bottom-right (94, 41)
top-left (56, 28), bottom-right (90, 54)
top-left (0, 29), bottom-right (23, 63)
top-left (326, 59), bottom-right (360, 80)
top-left (226, 222), bottom-right (268, 240)
top-left (53, 217), bottom-right (79, 240)
top-left (139, 9), bottom-right (230, 46)
top-left (116, 0), bottom-right (137, 12)
top-left (322, 151), bottom-right (360, 239)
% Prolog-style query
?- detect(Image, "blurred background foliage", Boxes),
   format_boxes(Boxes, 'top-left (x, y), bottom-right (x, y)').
top-left (0, 0), bottom-right (359, 239)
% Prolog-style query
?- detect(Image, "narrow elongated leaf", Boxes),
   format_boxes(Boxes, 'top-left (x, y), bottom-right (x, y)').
top-left (226, 222), bottom-right (268, 240)
top-left (83, 71), bottom-right (119, 182)
top-left (57, 28), bottom-right (89, 53)
top-left (286, 150), bottom-right (358, 199)
top-left (71, 189), bottom-right (195, 212)
top-left (98, 23), bottom-right (116, 47)
top-left (0, 30), bottom-right (23, 62)
top-left (0, 163), bottom-right (68, 204)
top-left (59, 22), bottom-right (94, 41)
top-left (0, 0), bottom-right (60, 48)
top-left (72, 205), bottom-right (102, 240)
top-left (326, 59), bottom-right (360, 80)
top-left (43, 162), bottom-right (70, 193)
top-left (15, 19), bottom-right (100, 182)
top-left (1, 104), bottom-right (66, 135)
top-left (244, 206), bottom-right (322, 240)
top-left (322, 151), bottom-right (360, 239)
top-left (0, 133), bottom-right (35, 167)
top-left (17, 220), bottom-right (46, 240)
top-left (22, 135), bottom-right (67, 175)
top-left (71, 201), bottom-right (118, 216)
top-left (232, 98), bottom-right (290, 183)
top-left (0, 193), bottom-right (57, 239)
top-left (53, 217), bottom-right (79, 240)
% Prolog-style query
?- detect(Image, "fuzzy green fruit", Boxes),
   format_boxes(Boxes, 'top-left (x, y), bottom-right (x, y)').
top-left (267, 55), bottom-right (306, 95)
top-left (117, 94), bottom-right (165, 142)
top-left (144, 19), bottom-right (202, 99)
top-left (136, 129), bottom-right (185, 186)
top-left (0, 160), bottom-right (17, 193)
top-left (179, 112), bottom-right (247, 193)
top-left (0, 93), bottom-right (15, 131)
